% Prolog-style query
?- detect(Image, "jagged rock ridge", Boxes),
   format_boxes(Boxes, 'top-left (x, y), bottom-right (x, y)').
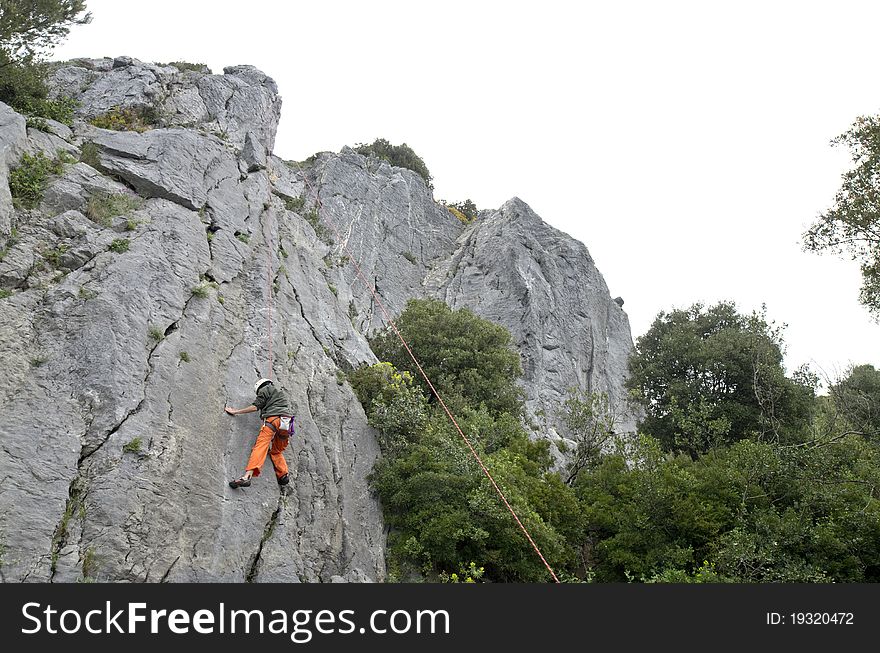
top-left (0, 56), bottom-right (634, 582)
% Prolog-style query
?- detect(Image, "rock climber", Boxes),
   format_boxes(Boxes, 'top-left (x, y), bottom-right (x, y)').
top-left (226, 378), bottom-right (294, 489)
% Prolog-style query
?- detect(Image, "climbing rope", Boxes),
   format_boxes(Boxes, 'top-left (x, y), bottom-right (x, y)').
top-left (265, 214), bottom-right (275, 381)
top-left (290, 167), bottom-right (560, 583)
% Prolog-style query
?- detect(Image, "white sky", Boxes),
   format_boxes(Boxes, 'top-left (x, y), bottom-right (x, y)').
top-left (53, 0), bottom-right (880, 383)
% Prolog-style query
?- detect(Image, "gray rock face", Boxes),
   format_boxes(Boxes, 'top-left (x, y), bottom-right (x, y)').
top-left (89, 128), bottom-right (234, 210)
top-left (47, 58), bottom-right (282, 151)
top-left (0, 102), bottom-right (28, 241)
top-left (297, 152), bottom-right (637, 450)
top-left (427, 199), bottom-right (639, 448)
top-left (1, 57), bottom-right (635, 583)
top-left (1, 62), bottom-right (383, 583)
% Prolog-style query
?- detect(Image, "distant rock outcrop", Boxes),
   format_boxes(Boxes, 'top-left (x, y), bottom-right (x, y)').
top-left (0, 56), bottom-right (634, 583)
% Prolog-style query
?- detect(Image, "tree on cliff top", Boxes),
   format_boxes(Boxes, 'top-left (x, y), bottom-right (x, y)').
top-left (0, 0), bottom-right (90, 59)
top-left (0, 1), bottom-right (90, 120)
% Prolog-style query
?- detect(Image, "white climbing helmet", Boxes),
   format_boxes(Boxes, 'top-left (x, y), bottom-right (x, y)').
top-left (254, 378), bottom-right (273, 394)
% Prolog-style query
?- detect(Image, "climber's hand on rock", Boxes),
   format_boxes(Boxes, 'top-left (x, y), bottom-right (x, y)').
top-left (225, 406), bottom-right (236, 416)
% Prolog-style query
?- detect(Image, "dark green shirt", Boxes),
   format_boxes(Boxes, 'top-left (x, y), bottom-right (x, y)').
top-left (253, 383), bottom-right (292, 420)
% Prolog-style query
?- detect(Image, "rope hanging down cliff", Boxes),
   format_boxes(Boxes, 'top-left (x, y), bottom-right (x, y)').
top-left (290, 168), bottom-right (560, 584)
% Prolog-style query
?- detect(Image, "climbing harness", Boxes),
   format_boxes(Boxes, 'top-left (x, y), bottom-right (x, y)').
top-left (265, 415), bottom-right (294, 438)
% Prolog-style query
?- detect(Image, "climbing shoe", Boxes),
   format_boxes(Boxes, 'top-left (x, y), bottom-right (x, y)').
top-left (277, 473), bottom-right (290, 486)
top-left (229, 477), bottom-right (251, 489)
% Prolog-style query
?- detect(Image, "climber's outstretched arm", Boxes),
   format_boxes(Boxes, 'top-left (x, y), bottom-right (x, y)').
top-left (225, 405), bottom-right (257, 416)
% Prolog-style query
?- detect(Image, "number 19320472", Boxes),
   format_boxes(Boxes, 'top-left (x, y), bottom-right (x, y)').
top-left (767, 612), bottom-right (854, 625)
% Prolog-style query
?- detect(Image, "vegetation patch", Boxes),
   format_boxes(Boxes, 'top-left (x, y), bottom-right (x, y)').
top-left (86, 192), bottom-right (143, 227)
top-left (442, 199), bottom-right (478, 224)
top-left (122, 437), bottom-right (142, 454)
top-left (191, 282), bottom-right (213, 298)
top-left (108, 238), bottom-right (130, 253)
top-left (57, 149), bottom-right (78, 164)
top-left (284, 194), bottom-right (305, 212)
top-left (79, 141), bottom-right (101, 168)
top-left (9, 152), bottom-right (63, 209)
top-left (90, 105), bottom-right (159, 133)
top-left (164, 61), bottom-right (211, 74)
top-left (354, 138), bottom-right (433, 187)
top-left (304, 207), bottom-right (332, 243)
top-left (26, 116), bottom-right (50, 132)
top-left (42, 243), bottom-right (69, 267)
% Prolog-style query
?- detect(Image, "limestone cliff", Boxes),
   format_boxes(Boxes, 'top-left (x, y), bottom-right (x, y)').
top-left (0, 57), bottom-right (634, 582)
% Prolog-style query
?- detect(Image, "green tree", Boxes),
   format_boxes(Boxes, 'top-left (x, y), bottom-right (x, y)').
top-left (627, 302), bottom-right (815, 456)
top-left (355, 305), bottom-right (585, 582)
top-left (0, 0), bottom-right (90, 59)
top-left (575, 435), bottom-right (880, 582)
top-left (370, 404), bottom-right (581, 582)
top-left (0, 1), bottom-right (89, 120)
top-left (348, 362), bottom-right (429, 457)
top-left (830, 364), bottom-right (880, 443)
top-left (370, 299), bottom-right (525, 417)
top-left (804, 114), bottom-right (880, 317)
top-left (560, 389), bottom-right (618, 484)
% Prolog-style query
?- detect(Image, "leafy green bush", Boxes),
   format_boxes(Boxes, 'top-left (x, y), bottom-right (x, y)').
top-left (79, 141), bottom-right (100, 168)
top-left (235, 232), bottom-right (249, 244)
top-left (0, 53), bottom-right (48, 111)
top-left (179, 351), bottom-right (190, 363)
top-left (443, 199), bottom-right (478, 223)
top-left (90, 105), bottom-right (159, 132)
top-left (85, 192), bottom-right (143, 227)
top-left (349, 362), bottom-right (430, 457)
top-left (57, 149), bottom-right (77, 164)
top-left (108, 238), bottom-right (130, 253)
top-left (26, 116), bottom-right (50, 132)
top-left (0, 289), bottom-right (12, 299)
top-left (0, 52), bottom-right (78, 126)
top-left (370, 298), bottom-right (525, 417)
top-left (37, 95), bottom-right (77, 126)
top-left (9, 152), bottom-right (63, 208)
top-left (354, 138), bottom-right (433, 187)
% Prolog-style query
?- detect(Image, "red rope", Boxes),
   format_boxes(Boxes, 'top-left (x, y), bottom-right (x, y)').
top-left (266, 214), bottom-right (274, 380)
top-left (295, 168), bottom-right (560, 583)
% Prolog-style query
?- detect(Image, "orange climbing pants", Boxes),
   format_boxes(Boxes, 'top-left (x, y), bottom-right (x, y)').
top-left (245, 416), bottom-right (290, 478)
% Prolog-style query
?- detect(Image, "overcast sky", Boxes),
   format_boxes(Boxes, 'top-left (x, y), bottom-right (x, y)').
top-left (53, 0), bottom-right (880, 383)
